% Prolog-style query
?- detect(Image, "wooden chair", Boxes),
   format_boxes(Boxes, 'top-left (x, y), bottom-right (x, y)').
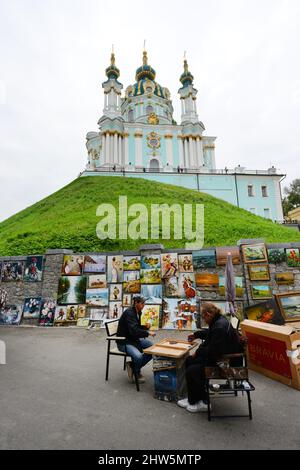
top-left (205, 351), bottom-right (255, 421)
top-left (105, 319), bottom-right (140, 391)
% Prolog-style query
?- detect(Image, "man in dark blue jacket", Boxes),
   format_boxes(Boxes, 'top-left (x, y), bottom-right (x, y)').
top-left (177, 302), bottom-right (243, 412)
top-left (117, 296), bottom-right (155, 383)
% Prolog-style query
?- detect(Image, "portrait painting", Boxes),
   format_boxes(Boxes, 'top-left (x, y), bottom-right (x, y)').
top-left (86, 288), bottom-right (108, 307)
top-left (275, 292), bottom-right (300, 322)
top-left (250, 284), bottom-right (272, 299)
top-left (109, 284), bottom-right (122, 301)
top-left (141, 305), bottom-right (160, 330)
top-left (83, 255), bottom-right (106, 274)
top-left (163, 276), bottom-right (180, 297)
top-left (122, 294), bottom-right (132, 308)
top-left (192, 250), bottom-right (216, 270)
top-left (1, 262), bottom-right (24, 282)
top-left (109, 301), bottom-right (123, 320)
top-left (241, 243), bottom-right (268, 264)
top-left (61, 255), bottom-right (85, 276)
top-left (178, 254), bottom-right (194, 273)
top-left (88, 274), bottom-right (107, 289)
top-left (216, 246), bottom-right (241, 266)
top-left (161, 253), bottom-right (179, 279)
top-left (123, 255), bottom-right (141, 271)
top-left (24, 256), bottom-right (43, 281)
top-left (107, 255), bottom-right (123, 283)
top-left (248, 264), bottom-right (270, 281)
top-left (141, 284), bottom-right (162, 304)
top-left (57, 276), bottom-right (87, 305)
top-left (23, 297), bottom-right (42, 319)
top-left (162, 298), bottom-right (197, 331)
top-left (39, 300), bottom-right (56, 326)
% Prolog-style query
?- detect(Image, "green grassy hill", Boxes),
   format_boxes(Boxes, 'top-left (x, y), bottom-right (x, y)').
top-left (0, 176), bottom-right (299, 256)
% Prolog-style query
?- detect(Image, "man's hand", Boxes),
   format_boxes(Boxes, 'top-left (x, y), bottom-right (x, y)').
top-left (149, 331), bottom-right (156, 337)
top-left (188, 333), bottom-right (195, 342)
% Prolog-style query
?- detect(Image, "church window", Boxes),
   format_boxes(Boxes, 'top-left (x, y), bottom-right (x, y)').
top-left (248, 185), bottom-right (254, 197)
top-left (128, 109), bottom-right (134, 122)
top-left (146, 105), bottom-right (154, 115)
top-left (261, 185), bottom-right (268, 197)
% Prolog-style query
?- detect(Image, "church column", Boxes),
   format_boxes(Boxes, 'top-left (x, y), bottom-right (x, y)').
top-left (178, 136), bottom-right (184, 168)
top-left (124, 133), bottom-right (129, 165)
top-left (165, 135), bottom-right (173, 168)
top-left (183, 138), bottom-right (189, 168)
top-left (196, 136), bottom-right (203, 167)
top-left (181, 98), bottom-right (184, 116)
top-left (105, 132), bottom-right (110, 164)
top-left (189, 137), bottom-right (196, 168)
top-left (118, 135), bottom-right (123, 165)
top-left (113, 133), bottom-right (118, 164)
top-left (134, 132), bottom-right (143, 167)
top-left (101, 133), bottom-right (106, 163)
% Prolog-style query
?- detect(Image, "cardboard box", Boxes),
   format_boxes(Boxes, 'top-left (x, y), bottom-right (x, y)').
top-left (241, 320), bottom-right (300, 390)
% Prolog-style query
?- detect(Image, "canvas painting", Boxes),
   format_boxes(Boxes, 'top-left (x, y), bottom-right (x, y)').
top-left (24, 256), bottom-right (43, 281)
top-left (77, 318), bottom-right (90, 328)
top-left (61, 255), bottom-right (85, 275)
top-left (88, 274), bottom-right (107, 289)
top-left (216, 246), bottom-right (241, 265)
top-left (286, 248), bottom-right (300, 267)
top-left (109, 284), bottom-right (122, 301)
top-left (267, 248), bottom-right (286, 264)
top-left (275, 272), bottom-right (294, 285)
top-left (77, 305), bottom-right (88, 319)
top-left (141, 284), bottom-right (162, 304)
top-left (122, 294), bottom-right (132, 308)
top-left (23, 297), bottom-right (42, 319)
top-left (275, 292), bottom-right (300, 322)
top-left (123, 270), bottom-right (141, 293)
top-left (248, 264), bottom-right (270, 281)
top-left (141, 254), bottom-right (161, 270)
top-left (195, 273), bottom-right (219, 290)
top-left (54, 305), bottom-right (78, 325)
top-left (107, 255), bottom-right (123, 282)
top-left (89, 307), bottom-right (109, 325)
top-left (39, 300), bottom-right (56, 326)
top-left (123, 255), bottom-right (141, 271)
top-left (162, 298), bottom-right (197, 330)
top-left (219, 276), bottom-right (244, 297)
top-left (109, 301), bottom-right (123, 320)
top-left (86, 288), bottom-right (108, 307)
top-left (163, 277), bottom-right (180, 297)
top-left (242, 243), bottom-right (268, 263)
top-left (178, 254), bottom-right (194, 273)
top-left (245, 300), bottom-right (284, 325)
top-left (1, 262), bottom-right (24, 281)
top-left (161, 253), bottom-right (179, 278)
top-left (57, 276), bottom-right (87, 304)
top-left (83, 255), bottom-right (106, 273)
top-left (141, 305), bottom-right (160, 330)
top-left (251, 284), bottom-right (272, 299)
top-left (193, 250), bottom-right (216, 270)
top-left (140, 268), bottom-right (161, 285)
top-left (0, 304), bottom-right (22, 325)
top-left (178, 273), bottom-right (196, 299)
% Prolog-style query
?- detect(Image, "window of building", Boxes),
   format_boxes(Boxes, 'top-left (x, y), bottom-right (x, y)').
top-left (261, 185), bottom-right (268, 197)
top-left (248, 185), bottom-right (254, 197)
top-left (128, 109), bottom-right (134, 122)
top-left (146, 105), bottom-right (154, 115)
top-left (264, 208), bottom-right (271, 219)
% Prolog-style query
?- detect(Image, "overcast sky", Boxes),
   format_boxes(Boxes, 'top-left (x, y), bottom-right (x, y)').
top-left (0, 0), bottom-right (300, 222)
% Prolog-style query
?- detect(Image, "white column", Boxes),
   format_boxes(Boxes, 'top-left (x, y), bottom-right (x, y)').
top-left (165, 137), bottom-right (173, 168)
top-left (113, 133), bottom-right (118, 164)
top-left (181, 99), bottom-right (184, 116)
top-left (102, 134), bottom-right (106, 164)
top-left (105, 133), bottom-right (110, 164)
top-left (183, 138), bottom-right (189, 168)
top-left (135, 134), bottom-right (143, 167)
top-left (118, 135), bottom-right (122, 165)
top-left (124, 134), bottom-right (129, 165)
top-left (189, 137), bottom-right (195, 168)
top-left (178, 137), bottom-right (184, 168)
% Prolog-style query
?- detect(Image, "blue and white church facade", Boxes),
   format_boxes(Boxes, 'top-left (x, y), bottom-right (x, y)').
top-left (81, 50), bottom-right (284, 222)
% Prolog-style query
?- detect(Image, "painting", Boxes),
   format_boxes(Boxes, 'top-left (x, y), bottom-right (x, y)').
top-left (219, 276), bottom-right (244, 297)
top-left (163, 276), bottom-right (180, 297)
top-left (89, 307), bottom-right (109, 326)
top-left (286, 248), bottom-right (300, 267)
top-left (241, 243), bottom-right (268, 264)
top-left (195, 273), bottom-right (219, 290)
top-left (161, 253), bottom-right (179, 278)
top-left (107, 255), bottom-right (123, 282)
top-left (109, 301), bottom-right (123, 320)
top-left (141, 305), bottom-right (160, 330)
top-left (250, 284), bottom-right (272, 299)
top-left (275, 292), bottom-right (300, 322)
top-left (57, 276), bottom-right (87, 304)
top-left (1, 262), bottom-right (24, 281)
top-left (54, 305), bottom-right (78, 326)
top-left (162, 298), bottom-right (197, 330)
top-left (245, 300), bottom-right (284, 325)
top-left (122, 294), bottom-right (132, 308)
top-left (216, 246), bottom-right (241, 265)
top-left (178, 273), bottom-right (196, 299)
top-left (39, 300), bottom-right (56, 326)
top-left (178, 254), bottom-right (194, 273)
top-left (123, 270), bottom-right (141, 293)
top-left (248, 264), bottom-right (270, 281)
top-left (109, 284), bottom-right (122, 301)
top-left (141, 284), bottom-right (162, 304)
top-left (141, 254), bottom-right (161, 270)
top-left (24, 256), bottom-right (43, 281)
top-left (23, 297), bottom-right (42, 319)
top-left (61, 255), bottom-right (85, 275)
top-left (193, 250), bottom-right (216, 270)
top-left (86, 288), bottom-right (108, 307)
top-left (77, 305), bottom-right (88, 323)
top-left (0, 304), bottom-right (22, 325)
top-left (123, 255), bottom-right (141, 271)
top-left (267, 248), bottom-right (286, 264)
top-left (140, 268), bottom-right (161, 285)
top-left (275, 272), bottom-right (294, 285)
top-left (88, 274), bottom-right (107, 289)
top-left (84, 255), bottom-right (106, 274)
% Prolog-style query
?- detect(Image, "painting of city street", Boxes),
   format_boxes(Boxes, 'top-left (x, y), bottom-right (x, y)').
top-left (162, 298), bottom-right (197, 330)
top-left (57, 276), bottom-right (87, 304)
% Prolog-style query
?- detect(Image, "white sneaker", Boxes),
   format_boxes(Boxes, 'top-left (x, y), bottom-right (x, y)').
top-left (186, 401), bottom-right (210, 413)
top-left (177, 397), bottom-right (190, 408)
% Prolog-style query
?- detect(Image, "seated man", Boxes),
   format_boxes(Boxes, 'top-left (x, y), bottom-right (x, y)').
top-left (116, 296), bottom-right (155, 384)
top-left (177, 302), bottom-right (243, 413)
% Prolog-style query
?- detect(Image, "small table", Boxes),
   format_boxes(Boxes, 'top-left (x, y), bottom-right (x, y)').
top-left (144, 339), bottom-right (198, 402)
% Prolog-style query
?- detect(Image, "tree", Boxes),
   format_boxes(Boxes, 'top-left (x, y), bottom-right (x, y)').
top-left (282, 179), bottom-right (300, 216)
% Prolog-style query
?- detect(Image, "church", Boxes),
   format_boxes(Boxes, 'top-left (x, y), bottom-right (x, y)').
top-left (81, 49), bottom-right (284, 222)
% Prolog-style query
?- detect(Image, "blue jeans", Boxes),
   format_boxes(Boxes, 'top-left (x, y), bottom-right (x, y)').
top-left (118, 338), bottom-right (153, 374)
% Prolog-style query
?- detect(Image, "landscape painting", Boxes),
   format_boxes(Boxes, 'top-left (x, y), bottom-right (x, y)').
top-left (84, 255), bottom-right (106, 274)
top-left (251, 284), bottom-right (272, 299)
top-left (162, 298), bottom-right (197, 330)
top-left (141, 284), bottom-right (162, 304)
top-left (23, 297), bottom-right (42, 319)
top-left (219, 276), bottom-right (244, 297)
top-left (248, 264), bottom-right (270, 281)
top-left (275, 292), bottom-right (300, 322)
top-left (123, 255), bottom-right (141, 271)
top-left (178, 254), bottom-right (194, 273)
top-left (163, 276), bottom-right (180, 297)
top-left (88, 274), bottom-right (107, 289)
top-left (267, 248), bottom-right (286, 264)
top-left (1, 262), bottom-right (24, 282)
top-left (107, 255), bottom-right (123, 282)
top-left (0, 305), bottom-right (23, 325)
top-left (141, 305), bottom-right (160, 330)
top-left (161, 253), bottom-right (179, 278)
top-left (140, 268), bottom-right (161, 285)
top-left (24, 256), bottom-right (43, 281)
top-left (195, 273), bottom-right (219, 290)
top-left (286, 249), bottom-right (300, 268)
top-left (61, 255), bottom-right (85, 275)
top-left (242, 243), bottom-right (268, 263)
top-left (86, 288), bottom-right (109, 307)
top-left (216, 246), bottom-right (241, 265)
top-left (57, 276), bottom-right (87, 304)
top-left (193, 250), bottom-right (216, 270)
top-left (141, 255), bottom-right (161, 270)
top-left (39, 300), bottom-right (56, 326)
top-left (275, 272), bottom-right (295, 285)
top-left (123, 270), bottom-right (141, 293)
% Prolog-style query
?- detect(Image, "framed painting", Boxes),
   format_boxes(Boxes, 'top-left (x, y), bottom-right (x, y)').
top-left (275, 292), bottom-right (300, 322)
top-left (178, 254), bottom-right (193, 273)
top-left (195, 273), bottom-right (219, 290)
top-left (275, 272), bottom-right (294, 285)
top-left (23, 297), bottom-right (42, 319)
top-left (141, 254), bottom-right (161, 270)
top-left (76, 305), bottom-right (89, 327)
top-left (141, 305), bottom-right (160, 330)
top-left (109, 284), bottom-right (122, 301)
top-left (57, 276), bottom-right (87, 305)
top-left (86, 288), bottom-right (108, 307)
top-left (250, 284), bottom-right (272, 300)
top-left (178, 273), bottom-right (196, 299)
top-left (200, 301), bottom-right (244, 326)
top-left (109, 301), bottom-right (123, 320)
top-left (24, 256), bottom-right (43, 281)
top-left (286, 248), bottom-right (300, 268)
top-left (193, 250), bottom-right (216, 270)
top-left (39, 300), bottom-right (56, 326)
top-left (123, 255), bottom-right (141, 271)
top-left (141, 284), bottom-right (162, 304)
top-left (245, 300), bottom-right (284, 325)
top-left (161, 253), bottom-right (179, 279)
top-left (122, 294), bottom-right (132, 308)
top-left (140, 268), bottom-right (161, 285)
top-left (162, 298), bottom-right (197, 331)
top-left (1, 262), bottom-right (24, 282)
top-left (88, 274), bottom-right (107, 289)
top-left (248, 264), bottom-right (270, 281)
top-left (83, 255), bottom-right (106, 274)
top-left (123, 270), bottom-right (141, 293)
top-left (241, 243), bottom-right (268, 264)
top-left (219, 276), bottom-right (244, 298)
top-left (61, 255), bottom-right (85, 276)
top-left (89, 307), bottom-right (109, 327)
top-left (107, 255), bottom-right (123, 283)
top-left (216, 246), bottom-right (241, 265)
top-left (267, 248), bottom-right (286, 264)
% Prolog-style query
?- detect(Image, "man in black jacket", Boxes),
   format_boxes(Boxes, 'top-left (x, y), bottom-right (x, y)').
top-left (117, 296), bottom-right (155, 383)
top-left (177, 302), bottom-right (243, 413)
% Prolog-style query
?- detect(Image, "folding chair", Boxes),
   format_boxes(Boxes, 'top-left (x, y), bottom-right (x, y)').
top-left (105, 319), bottom-right (140, 391)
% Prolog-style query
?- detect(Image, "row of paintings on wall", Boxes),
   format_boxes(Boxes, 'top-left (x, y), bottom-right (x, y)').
top-left (0, 257), bottom-right (44, 282)
top-left (243, 244), bottom-right (300, 267)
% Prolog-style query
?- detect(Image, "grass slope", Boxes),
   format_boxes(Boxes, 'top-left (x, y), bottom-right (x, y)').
top-left (0, 176), bottom-right (299, 256)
